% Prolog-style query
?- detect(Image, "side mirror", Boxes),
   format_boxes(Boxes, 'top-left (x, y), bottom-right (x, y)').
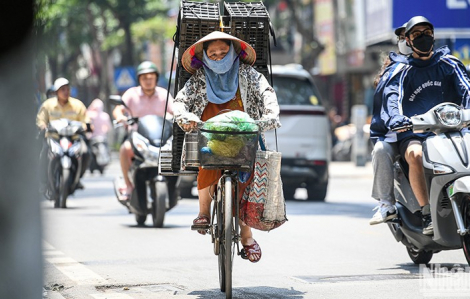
top-left (109, 95), bottom-right (125, 107)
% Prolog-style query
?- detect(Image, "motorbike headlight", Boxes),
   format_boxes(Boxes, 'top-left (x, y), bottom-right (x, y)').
top-left (433, 163), bottom-right (454, 175)
top-left (435, 104), bottom-right (461, 127)
top-left (133, 135), bottom-right (149, 154)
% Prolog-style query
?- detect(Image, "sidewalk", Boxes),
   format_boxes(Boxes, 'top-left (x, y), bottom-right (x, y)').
top-left (329, 161), bottom-right (373, 178)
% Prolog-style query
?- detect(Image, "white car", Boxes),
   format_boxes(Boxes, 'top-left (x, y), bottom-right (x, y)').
top-left (264, 64), bottom-right (331, 201)
top-left (177, 64), bottom-right (331, 201)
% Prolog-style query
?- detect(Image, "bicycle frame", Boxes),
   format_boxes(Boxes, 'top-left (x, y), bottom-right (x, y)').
top-left (191, 118), bottom-right (260, 298)
top-left (210, 169), bottom-right (241, 298)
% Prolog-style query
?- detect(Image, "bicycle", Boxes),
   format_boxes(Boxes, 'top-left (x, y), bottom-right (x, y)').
top-left (189, 120), bottom-right (260, 298)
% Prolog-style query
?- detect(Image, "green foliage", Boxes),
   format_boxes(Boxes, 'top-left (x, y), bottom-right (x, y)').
top-left (35, 0), bottom-right (175, 66)
top-left (132, 16), bottom-right (175, 44)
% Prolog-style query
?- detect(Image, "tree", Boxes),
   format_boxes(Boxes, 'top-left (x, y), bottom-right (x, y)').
top-left (34, 0), bottom-right (175, 102)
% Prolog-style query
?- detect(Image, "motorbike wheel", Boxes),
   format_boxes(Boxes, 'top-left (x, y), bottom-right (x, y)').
top-left (152, 182), bottom-right (167, 228)
top-left (306, 181), bottom-right (328, 202)
top-left (135, 214), bottom-right (147, 226)
top-left (59, 169), bottom-right (71, 208)
top-left (406, 246), bottom-right (433, 264)
top-left (283, 186), bottom-right (296, 200)
top-left (461, 200), bottom-right (470, 266)
top-left (166, 176), bottom-right (179, 211)
top-left (52, 166), bottom-right (61, 208)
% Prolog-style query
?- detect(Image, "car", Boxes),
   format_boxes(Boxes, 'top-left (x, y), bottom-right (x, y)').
top-left (177, 64), bottom-right (331, 201)
top-left (264, 64), bottom-right (331, 201)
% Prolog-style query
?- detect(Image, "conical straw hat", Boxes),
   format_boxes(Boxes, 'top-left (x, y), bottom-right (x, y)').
top-left (181, 31), bottom-right (256, 75)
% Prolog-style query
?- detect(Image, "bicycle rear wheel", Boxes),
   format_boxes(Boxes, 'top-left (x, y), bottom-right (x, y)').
top-left (223, 176), bottom-right (233, 297)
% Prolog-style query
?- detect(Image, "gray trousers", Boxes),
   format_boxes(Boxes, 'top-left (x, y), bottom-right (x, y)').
top-left (371, 141), bottom-right (399, 205)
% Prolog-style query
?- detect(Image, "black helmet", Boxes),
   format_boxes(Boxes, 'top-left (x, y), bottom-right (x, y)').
top-left (394, 22), bottom-right (407, 37)
top-left (137, 61), bottom-right (159, 77)
top-left (405, 16), bottom-right (434, 36)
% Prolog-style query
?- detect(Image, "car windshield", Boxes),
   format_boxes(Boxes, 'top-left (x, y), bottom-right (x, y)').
top-left (272, 76), bottom-right (322, 106)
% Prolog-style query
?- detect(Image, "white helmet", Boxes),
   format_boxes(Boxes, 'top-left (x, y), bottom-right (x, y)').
top-left (53, 77), bottom-right (69, 91)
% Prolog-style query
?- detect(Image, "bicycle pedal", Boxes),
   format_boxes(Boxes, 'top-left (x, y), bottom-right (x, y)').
top-left (191, 224), bottom-right (210, 231)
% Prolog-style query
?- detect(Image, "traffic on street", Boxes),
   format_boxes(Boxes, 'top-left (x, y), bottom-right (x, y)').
top-left (21, 1), bottom-right (470, 299)
top-left (42, 158), bottom-right (470, 299)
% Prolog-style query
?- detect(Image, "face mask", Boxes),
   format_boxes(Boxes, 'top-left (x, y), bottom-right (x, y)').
top-left (202, 43), bottom-right (237, 74)
top-left (398, 40), bottom-right (412, 55)
top-left (411, 35), bottom-right (434, 54)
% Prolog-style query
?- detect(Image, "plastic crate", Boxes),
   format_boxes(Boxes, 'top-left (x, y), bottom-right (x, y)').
top-left (178, 1), bottom-right (220, 62)
top-left (171, 125), bottom-right (186, 171)
top-left (181, 132), bottom-right (200, 168)
top-left (223, 2), bottom-right (270, 65)
top-left (171, 125), bottom-right (199, 172)
top-left (176, 67), bottom-right (192, 93)
top-left (253, 65), bottom-right (270, 81)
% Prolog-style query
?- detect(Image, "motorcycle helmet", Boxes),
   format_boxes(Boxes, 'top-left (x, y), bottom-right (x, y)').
top-left (394, 22), bottom-right (407, 37)
top-left (405, 16), bottom-right (434, 36)
top-left (137, 61), bottom-right (159, 77)
top-left (53, 77), bottom-right (69, 91)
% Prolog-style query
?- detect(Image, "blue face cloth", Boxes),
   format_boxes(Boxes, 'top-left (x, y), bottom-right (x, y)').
top-left (203, 43), bottom-right (240, 104)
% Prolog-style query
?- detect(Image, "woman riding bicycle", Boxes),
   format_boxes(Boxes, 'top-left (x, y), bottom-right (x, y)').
top-left (173, 31), bottom-right (281, 263)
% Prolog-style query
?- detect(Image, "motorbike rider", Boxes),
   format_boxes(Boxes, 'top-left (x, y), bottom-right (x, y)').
top-left (112, 61), bottom-right (174, 200)
top-left (37, 77), bottom-right (91, 191)
top-left (369, 23), bottom-right (412, 225)
top-left (380, 16), bottom-right (470, 235)
top-left (86, 98), bottom-right (112, 141)
top-left (86, 98), bottom-right (112, 172)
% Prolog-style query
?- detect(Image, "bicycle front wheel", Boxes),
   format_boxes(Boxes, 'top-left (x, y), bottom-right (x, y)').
top-left (217, 180), bottom-right (226, 292)
top-left (223, 176), bottom-right (233, 298)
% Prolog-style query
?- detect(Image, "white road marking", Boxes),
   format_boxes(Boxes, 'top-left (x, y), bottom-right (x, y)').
top-left (44, 241), bottom-right (135, 298)
top-left (90, 294), bottom-right (134, 299)
top-left (43, 242), bottom-right (190, 298)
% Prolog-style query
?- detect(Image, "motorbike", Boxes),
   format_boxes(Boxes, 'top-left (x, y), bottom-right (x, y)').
top-left (388, 102), bottom-right (470, 265)
top-left (45, 118), bottom-right (89, 208)
top-left (332, 123), bottom-right (372, 162)
top-left (110, 96), bottom-right (179, 227)
top-left (88, 136), bottom-right (111, 174)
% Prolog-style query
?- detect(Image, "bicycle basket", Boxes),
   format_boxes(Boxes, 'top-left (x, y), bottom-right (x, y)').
top-left (197, 121), bottom-right (259, 170)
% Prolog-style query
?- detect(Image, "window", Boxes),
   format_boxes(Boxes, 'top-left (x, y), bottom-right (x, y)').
top-left (272, 76), bottom-right (322, 106)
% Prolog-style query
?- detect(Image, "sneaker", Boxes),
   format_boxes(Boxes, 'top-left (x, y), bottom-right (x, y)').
top-left (422, 214), bottom-right (434, 235)
top-left (369, 203), bottom-right (397, 225)
top-left (76, 181), bottom-right (85, 190)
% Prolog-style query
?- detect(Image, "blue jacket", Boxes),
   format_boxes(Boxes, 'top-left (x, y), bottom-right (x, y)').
top-left (381, 46), bottom-right (470, 142)
top-left (369, 53), bottom-right (406, 143)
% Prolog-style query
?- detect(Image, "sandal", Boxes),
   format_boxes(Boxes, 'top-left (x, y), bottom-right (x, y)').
top-left (241, 239), bottom-right (262, 263)
top-left (191, 215), bottom-right (210, 235)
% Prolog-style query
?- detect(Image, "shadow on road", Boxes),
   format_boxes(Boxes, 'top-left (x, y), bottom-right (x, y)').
top-left (285, 200), bottom-right (374, 219)
top-left (121, 223), bottom-right (188, 229)
top-left (188, 285), bottom-right (305, 298)
top-left (389, 262), bottom-right (470, 274)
